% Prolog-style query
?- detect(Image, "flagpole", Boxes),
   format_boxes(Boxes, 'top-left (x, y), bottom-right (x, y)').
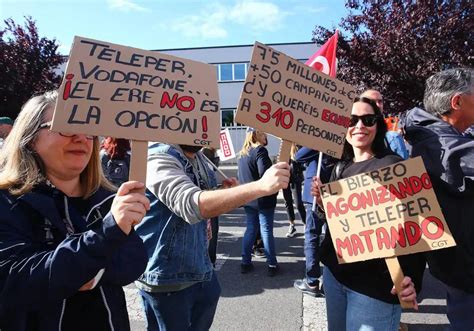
top-left (311, 152), bottom-right (324, 212)
top-left (305, 30), bottom-right (339, 212)
top-left (202, 154), bottom-right (229, 180)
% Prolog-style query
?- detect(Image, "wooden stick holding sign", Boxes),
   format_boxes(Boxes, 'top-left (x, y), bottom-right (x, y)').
top-left (319, 157), bottom-right (456, 308)
top-left (385, 256), bottom-right (413, 309)
top-left (129, 140), bottom-right (148, 194)
top-left (52, 36), bottom-right (221, 193)
top-left (278, 139), bottom-right (293, 163)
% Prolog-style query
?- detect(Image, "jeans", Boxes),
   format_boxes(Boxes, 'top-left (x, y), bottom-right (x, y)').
top-left (242, 206), bottom-right (277, 265)
top-left (208, 217), bottom-right (219, 266)
top-left (323, 267), bottom-right (401, 331)
top-left (446, 285), bottom-right (474, 331)
top-left (304, 203), bottom-right (323, 286)
top-left (139, 272), bottom-right (221, 331)
top-left (283, 183), bottom-right (306, 224)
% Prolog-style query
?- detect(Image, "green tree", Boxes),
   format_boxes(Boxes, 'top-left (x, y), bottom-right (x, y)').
top-left (313, 0), bottom-right (473, 114)
top-left (0, 17), bottom-right (65, 120)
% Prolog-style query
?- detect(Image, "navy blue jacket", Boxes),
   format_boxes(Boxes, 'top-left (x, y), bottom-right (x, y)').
top-left (0, 184), bottom-right (147, 330)
top-left (295, 147), bottom-right (334, 204)
top-left (238, 145), bottom-right (276, 209)
top-left (403, 107), bottom-right (474, 293)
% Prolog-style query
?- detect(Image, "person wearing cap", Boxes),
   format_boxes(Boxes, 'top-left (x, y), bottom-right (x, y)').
top-left (238, 127), bottom-right (280, 276)
top-left (0, 117), bottom-right (13, 149)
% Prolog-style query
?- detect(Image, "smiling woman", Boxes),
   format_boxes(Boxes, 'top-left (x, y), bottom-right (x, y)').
top-left (34, 109), bottom-right (96, 197)
top-left (0, 91), bottom-right (150, 330)
top-left (343, 96), bottom-right (389, 162)
top-left (310, 95), bottom-right (426, 331)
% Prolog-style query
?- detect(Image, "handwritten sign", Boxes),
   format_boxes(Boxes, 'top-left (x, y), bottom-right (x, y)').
top-left (235, 42), bottom-right (356, 159)
top-left (320, 157), bottom-right (456, 263)
top-left (217, 128), bottom-right (236, 161)
top-left (52, 36), bottom-right (220, 148)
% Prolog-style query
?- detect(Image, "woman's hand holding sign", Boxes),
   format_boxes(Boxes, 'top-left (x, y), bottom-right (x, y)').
top-left (391, 276), bottom-right (419, 310)
top-left (112, 181), bottom-right (151, 235)
top-left (311, 176), bottom-right (324, 211)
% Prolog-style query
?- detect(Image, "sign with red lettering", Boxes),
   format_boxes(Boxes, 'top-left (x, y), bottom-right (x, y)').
top-left (235, 42), bottom-right (356, 159)
top-left (217, 128), bottom-right (236, 161)
top-left (320, 157), bottom-right (456, 263)
top-left (52, 36), bottom-right (220, 148)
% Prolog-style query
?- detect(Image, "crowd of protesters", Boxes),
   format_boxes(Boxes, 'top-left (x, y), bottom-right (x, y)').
top-left (0, 67), bottom-right (471, 331)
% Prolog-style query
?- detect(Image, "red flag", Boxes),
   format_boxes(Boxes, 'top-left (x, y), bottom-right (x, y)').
top-left (305, 30), bottom-right (339, 78)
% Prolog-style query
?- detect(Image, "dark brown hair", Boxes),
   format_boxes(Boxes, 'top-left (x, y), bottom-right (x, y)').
top-left (342, 96), bottom-right (390, 160)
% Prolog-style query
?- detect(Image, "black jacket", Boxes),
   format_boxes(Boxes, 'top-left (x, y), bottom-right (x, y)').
top-left (403, 107), bottom-right (474, 293)
top-left (238, 145), bottom-right (277, 209)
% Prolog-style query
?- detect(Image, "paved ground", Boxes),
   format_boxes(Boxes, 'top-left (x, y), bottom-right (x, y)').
top-left (124, 191), bottom-right (450, 330)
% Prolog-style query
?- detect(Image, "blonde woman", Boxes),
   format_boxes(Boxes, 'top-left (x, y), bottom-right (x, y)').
top-left (0, 91), bottom-right (149, 330)
top-left (238, 128), bottom-right (279, 276)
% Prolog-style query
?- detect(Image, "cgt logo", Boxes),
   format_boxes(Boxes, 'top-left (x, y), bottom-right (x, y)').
top-left (431, 240), bottom-right (449, 248)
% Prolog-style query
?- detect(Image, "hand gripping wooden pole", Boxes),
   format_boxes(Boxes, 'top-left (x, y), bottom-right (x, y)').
top-left (385, 256), bottom-right (414, 309)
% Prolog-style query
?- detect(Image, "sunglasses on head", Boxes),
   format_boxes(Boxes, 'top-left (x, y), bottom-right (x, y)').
top-left (349, 114), bottom-right (379, 127)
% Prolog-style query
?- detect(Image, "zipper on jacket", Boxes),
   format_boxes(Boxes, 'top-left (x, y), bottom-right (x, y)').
top-left (99, 286), bottom-right (115, 331)
top-left (58, 299), bottom-right (66, 330)
top-left (62, 196), bottom-right (76, 235)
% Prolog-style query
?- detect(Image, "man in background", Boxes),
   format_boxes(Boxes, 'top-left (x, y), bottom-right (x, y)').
top-left (293, 148), bottom-right (333, 297)
top-left (403, 68), bottom-right (474, 330)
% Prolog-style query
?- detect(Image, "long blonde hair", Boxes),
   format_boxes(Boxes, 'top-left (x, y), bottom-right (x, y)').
top-left (239, 130), bottom-right (266, 157)
top-left (0, 91), bottom-right (115, 197)
top-left (290, 143), bottom-right (298, 161)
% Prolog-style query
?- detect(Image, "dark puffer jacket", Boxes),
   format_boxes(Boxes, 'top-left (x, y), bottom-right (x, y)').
top-left (0, 184), bottom-right (147, 330)
top-left (238, 145), bottom-right (277, 209)
top-left (402, 107), bottom-right (474, 293)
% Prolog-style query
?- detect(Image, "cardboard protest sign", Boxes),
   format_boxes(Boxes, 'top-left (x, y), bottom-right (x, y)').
top-left (320, 157), bottom-right (456, 264)
top-left (52, 36), bottom-right (220, 148)
top-left (217, 128), bottom-right (236, 161)
top-left (235, 42), bottom-right (356, 159)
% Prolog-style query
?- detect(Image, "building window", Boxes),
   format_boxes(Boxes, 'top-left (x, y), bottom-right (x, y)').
top-left (221, 109), bottom-right (235, 127)
top-left (215, 63), bottom-right (248, 82)
top-left (220, 64), bottom-right (233, 81)
top-left (234, 63), bottom-right (246, 80)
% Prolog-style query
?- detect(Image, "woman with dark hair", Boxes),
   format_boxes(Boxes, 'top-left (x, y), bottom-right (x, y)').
top-left (100, 137), bottom-right (131, 187)
top-left (312, 96), bottom-right (425, 330)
